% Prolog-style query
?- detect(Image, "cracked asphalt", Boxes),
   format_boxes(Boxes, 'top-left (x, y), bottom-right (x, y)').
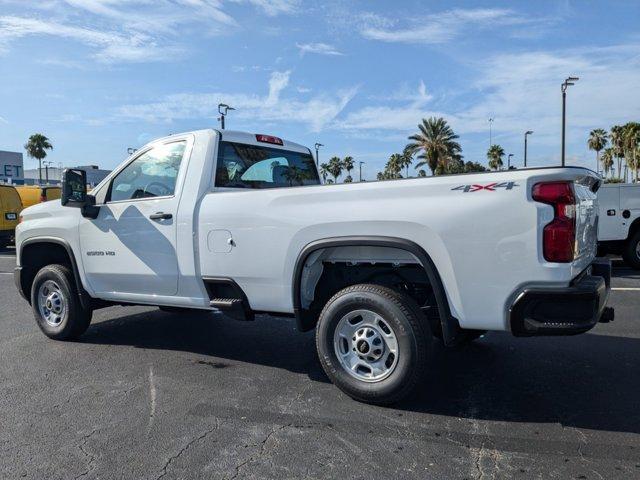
top-left (1, 249), bottom-right (639, 479)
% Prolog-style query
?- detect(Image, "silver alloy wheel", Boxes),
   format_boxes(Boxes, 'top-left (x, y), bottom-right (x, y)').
top-left (333, 309), bottom-right (399, 382)
top-left (38, 280), bottom-right (66, 327)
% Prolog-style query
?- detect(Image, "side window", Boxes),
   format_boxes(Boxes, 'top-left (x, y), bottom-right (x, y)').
top-left (109, 141), bottom-right (186, 202)
top-left (215, 141), bottom-right (319, 189)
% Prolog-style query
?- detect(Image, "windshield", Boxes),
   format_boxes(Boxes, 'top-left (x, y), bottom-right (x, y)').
top-left (215, 141), bottom-right (320, 189)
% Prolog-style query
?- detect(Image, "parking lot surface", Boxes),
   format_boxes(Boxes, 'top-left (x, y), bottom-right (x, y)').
top-left (0, 249), bottom-right (639, 479)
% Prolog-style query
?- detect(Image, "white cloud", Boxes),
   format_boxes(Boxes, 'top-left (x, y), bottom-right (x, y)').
top-left (296, 42), bottom-right (344, 56)
top-left (117, 71), bottom-right (358, 132)
top-left (359, 8), bottom-right (530, 44)
top-left (229, 0), bottom-right (299, 16)
top-left (0, 15), bottom-right (179, 62)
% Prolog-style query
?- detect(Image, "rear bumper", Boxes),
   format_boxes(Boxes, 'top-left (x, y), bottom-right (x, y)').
top-left (509, 257), bottom-right (613, 336)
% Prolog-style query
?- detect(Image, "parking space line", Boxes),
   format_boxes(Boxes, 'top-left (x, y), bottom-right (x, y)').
top-left (611, 287), bottom-right (640, 291)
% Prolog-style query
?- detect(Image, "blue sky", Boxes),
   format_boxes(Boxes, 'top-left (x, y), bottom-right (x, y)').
top-left (1, 0), bottom-right (639, 180)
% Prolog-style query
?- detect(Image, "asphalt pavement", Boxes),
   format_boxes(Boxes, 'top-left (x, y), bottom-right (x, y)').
top-left (0, 248), bottom-right (638, 479)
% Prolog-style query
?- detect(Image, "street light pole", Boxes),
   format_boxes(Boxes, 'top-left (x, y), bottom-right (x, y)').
top-left (218, 103), bottom-right (235, 130)
top-left (524, 130), bottom-right (533, 167)
top-left (314, 143), bottom-right (323, 166)
top-left (488, 118), bottom-right (494, 148)
top-left (561, 76), bottom-right (579, 166)
top-left (507, 154), bottom-right (513, 170)
top-left (359, 161), bottom-right (365, 182)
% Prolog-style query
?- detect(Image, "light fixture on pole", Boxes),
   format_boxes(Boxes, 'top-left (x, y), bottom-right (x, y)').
top-left (359, 161), bottom-right (365, 182)
top-left (218, 103), bottom-right (235, 130)
top-left (561, 76), bottom-right (579, 166)
top-left (507, 154), bottom-right (514, 170)
top-left (524, 131), bottom-right (533, 167)
top-left (314, 143), bottom-right (323, 166)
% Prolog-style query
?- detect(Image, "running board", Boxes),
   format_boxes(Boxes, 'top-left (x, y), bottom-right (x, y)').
top-left (203, 277), bottom-right (254, 321)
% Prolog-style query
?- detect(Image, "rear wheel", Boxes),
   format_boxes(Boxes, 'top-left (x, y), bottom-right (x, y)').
top-left (31, 264), bottom-right (92, 340)
top-left (622, 230), bottom-right (640, 270)
top-left (316, 284), bottom-right (430, 405)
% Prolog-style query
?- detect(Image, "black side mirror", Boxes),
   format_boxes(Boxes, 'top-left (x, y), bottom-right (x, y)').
top-left (61, 169), bottom-right (88, 207)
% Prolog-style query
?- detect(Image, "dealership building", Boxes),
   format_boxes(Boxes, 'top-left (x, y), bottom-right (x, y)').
top-left (0, 150), bottom-right (25, 184)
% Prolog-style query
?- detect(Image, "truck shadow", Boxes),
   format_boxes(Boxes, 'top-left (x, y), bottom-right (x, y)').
top-left (82, 310), bottom-right (640, 435)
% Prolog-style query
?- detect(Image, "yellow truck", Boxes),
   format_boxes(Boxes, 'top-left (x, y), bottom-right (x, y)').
top-left (0, 185), bottom-right (22, 249)
top-left (15, 185), bottom-right (62, 209)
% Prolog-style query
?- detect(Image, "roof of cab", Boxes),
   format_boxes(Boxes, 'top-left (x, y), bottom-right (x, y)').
top-left (148, 129), bottom-right (312, 155)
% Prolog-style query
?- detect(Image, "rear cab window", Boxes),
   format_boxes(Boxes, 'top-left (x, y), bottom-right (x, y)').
top-left (215, 141), bottom-right (319, 189)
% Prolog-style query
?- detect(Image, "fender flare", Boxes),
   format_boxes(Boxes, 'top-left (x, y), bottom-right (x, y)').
top-left (291, 235), bottom-right (461, 345)
top-left (19, 236), bottom-right (93, 310)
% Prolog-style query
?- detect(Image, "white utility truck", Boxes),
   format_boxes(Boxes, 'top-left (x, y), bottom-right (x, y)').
top-left (597, 183), bottom-right (640, 269)
top-left (14, 129), bottom-right (613, 404)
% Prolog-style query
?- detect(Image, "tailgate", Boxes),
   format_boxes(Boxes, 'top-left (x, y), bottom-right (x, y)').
top-left (573, 178), bottom-right (599, 268)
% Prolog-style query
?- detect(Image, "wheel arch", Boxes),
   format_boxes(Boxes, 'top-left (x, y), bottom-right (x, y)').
top-left (18, 237), bottom-right (92, 310)
top-left (291, 236), bottom-right (461, 345)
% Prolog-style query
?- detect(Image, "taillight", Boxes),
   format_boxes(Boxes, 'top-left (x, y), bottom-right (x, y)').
top-left (532, 181), bottom-right (576, 263)
top-left (255, 134), bottom-right (284, 145)
top-left (39, 195), bottom-right (46, 203)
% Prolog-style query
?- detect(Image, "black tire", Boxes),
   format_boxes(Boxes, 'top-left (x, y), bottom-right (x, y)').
top-left (31, 264), bottom-right (92, 340)
top-left (0, 240), bottom-right (7, 250)
top-left (316, 284), bottom-right (431, 405)
top-left (622, 230), bottom-right (640, 270)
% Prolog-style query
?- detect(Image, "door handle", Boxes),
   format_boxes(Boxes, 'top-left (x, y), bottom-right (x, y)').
top-left (149, 212), bottom-right (172, 220)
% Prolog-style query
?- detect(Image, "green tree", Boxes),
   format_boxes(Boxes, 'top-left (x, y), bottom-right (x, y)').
top-left (319, 162), bottom-right (330, 183)
top-left (24, 133), bottom-right (53, 184)
top-left (406, 117), bottom-right (461, 175)
top-left (417, 169), bottom-right (427, 177)
top-left (400, 145), bottom-right (413, 178)
top-left (610, 125), bottom-right (625, 180)
top-left (327, 156), bottom-right (343, 183)
top-left (342, 156), bottom-right (354, 180)
top-left (601, 147), bottom-right (614, 178)
top-left (588, 128), bottom-right (609, 174)
top-left (343, 175), bottom-right (353, 183)
top-left (622, 122), bottom-right (640, 182)
top-left (487, 144), bottom-right (505, 171)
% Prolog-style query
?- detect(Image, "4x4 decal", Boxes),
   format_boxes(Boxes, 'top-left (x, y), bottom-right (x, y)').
top-left (451, 181), bottom-right (519, 193)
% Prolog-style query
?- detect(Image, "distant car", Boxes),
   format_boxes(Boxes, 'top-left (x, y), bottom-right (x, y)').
top-left (0, 184), bottom-right (22, 249)
top-left (598, 183), bottom-right (640, 269)
top-left (15, 185), bottom-right (62, 209)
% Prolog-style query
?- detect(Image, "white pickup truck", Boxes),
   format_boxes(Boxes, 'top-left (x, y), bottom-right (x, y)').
top-left (597, 183), bottom-right (640, 269)
top-left (14, 129), bottom-right (613, 404)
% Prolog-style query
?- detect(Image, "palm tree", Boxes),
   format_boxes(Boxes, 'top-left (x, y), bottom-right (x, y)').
top-left (24, 133), bottom-right (53, 184)
top-left (487, 144), bottom-right (505, 171)
top-left (343, 175), bottom-right (353, 183)
top-left (401, 145), bottom-right (413, 178)
top-left (386, 153), bottom-right (404, 179)
top-left (406, 117), bottom-right (461, 176)
top-left (622, 122), bottom-right (640, 182)
top-left (327, 156), bottom-right (343, 183)
top-left (601, 148), bottom-right (614, 178)
top-left (342, 156), bottom-right (354, 180)
top-left (587, 128), bottom-right (608, 174)
top-left (610, 125), bottom-right (625, 180)
top-left (319, 162), bottom-right (330, 183)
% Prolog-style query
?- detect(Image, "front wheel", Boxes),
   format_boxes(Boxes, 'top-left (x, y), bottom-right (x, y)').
top-left (31, 264), bottom-right (92, 340)
top-left (622, 230), bottom-right (640, 270)
top-left (316, 284), bottom-right (431, 405)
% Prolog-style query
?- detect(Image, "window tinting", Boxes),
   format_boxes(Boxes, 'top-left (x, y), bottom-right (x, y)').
top-left (110, 141), bottom-right (186, 202)
top-left (215, 141), bottom-right (320, 189)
